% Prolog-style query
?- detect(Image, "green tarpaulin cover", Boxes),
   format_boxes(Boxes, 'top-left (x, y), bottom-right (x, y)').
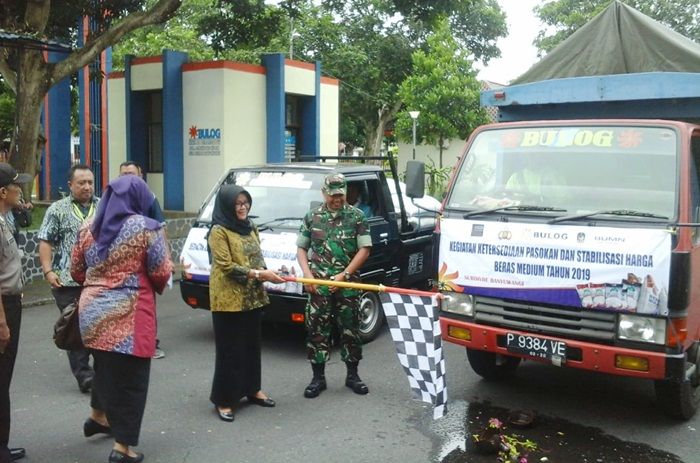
top-left (513, 0), bottom-right (700, 84)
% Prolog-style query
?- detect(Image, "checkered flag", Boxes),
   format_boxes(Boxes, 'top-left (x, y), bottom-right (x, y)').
top-left (380, 293), bottom-right (447, 419)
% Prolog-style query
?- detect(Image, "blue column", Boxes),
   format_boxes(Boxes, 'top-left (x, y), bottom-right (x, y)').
top-left (162, 50), bottom-right (188, 210)
top-left (42, 51), bottom-right (71, 199)
top-left (262, 53), bottom-right (285, 163)
top-left (299, 60), bottom-right (321, 157)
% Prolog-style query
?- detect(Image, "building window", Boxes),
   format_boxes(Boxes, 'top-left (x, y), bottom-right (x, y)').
top-left (285, 95), bottom-right (300, 161)
top-left (145, 91), bottom-right (163, 172)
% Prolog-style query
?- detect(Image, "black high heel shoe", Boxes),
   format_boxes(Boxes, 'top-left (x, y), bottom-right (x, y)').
top-left (216, 406), bottom-right (234, 422)
top-left (83, 418), bottom-right (112, 437)
top-left (108, 450), bottom-right (144, 463)
top-left (247, 395), bottom-right (276, 407)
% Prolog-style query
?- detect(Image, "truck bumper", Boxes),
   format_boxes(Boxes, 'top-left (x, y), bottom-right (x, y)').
top-left (180, 279), bottom-right (308, 325)
top-left (440, 318), bottom-right (686, 381)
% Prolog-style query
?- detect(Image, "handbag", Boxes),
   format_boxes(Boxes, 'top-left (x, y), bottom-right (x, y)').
top-left (53, 300), bottom-right (84, 351)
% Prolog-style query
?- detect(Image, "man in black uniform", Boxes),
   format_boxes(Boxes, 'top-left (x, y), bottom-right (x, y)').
top-left (0, 163), bottom-right (32, 463)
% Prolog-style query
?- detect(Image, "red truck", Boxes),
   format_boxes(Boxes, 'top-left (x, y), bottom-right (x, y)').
top-left (407, 71), bottom-right (700, 418)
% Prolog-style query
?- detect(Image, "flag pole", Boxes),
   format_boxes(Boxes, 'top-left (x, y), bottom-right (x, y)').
top-left (282, 276), bottom-right (440, 298)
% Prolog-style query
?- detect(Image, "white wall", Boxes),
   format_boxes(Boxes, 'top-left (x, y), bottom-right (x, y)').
top-left (223, 70), bottom-right (267, 169)
top-left (182, 68), bottom-right (226, 212)
top-left (106, 77), bottom-right (126, 181)
top-left (131, 63), bottom-right (163, 91)
top-left (320, 81), bottom-right (339, 156)
top-left (182, 65), bottom-right (268, 212)
top-left (395, 139), bottom-right (467, 175)
top-left (284, 63), bottom-right (315, 96)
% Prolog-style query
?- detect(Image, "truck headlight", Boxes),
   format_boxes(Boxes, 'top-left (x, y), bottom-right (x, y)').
top-left (441, 293), bottom-right (475, 317)
top-left (618, 314), bottom-right (666, 344)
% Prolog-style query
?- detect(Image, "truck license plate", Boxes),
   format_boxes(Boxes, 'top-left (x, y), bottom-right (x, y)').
top-left (506, 333), bottom-right (566, 363)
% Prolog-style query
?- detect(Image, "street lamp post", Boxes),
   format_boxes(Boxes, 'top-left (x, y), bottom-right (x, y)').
top-left (409, 111), bottom-right (420, 160)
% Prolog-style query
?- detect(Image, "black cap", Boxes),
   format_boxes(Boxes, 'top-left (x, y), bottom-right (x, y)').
top-left (0, 163), bottom-right (32, 188)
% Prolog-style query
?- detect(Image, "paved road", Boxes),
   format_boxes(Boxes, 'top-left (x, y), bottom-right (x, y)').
top-left (9, 285), bottom-right (700, 462)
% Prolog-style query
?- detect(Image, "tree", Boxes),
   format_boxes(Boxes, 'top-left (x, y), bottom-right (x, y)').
top-left (534, 0), bottom-right (700, 54)
top-left (395, 18), bottom-right (488, 170)
top-left (0, 0), bottom-right (182, 192)
top-left (112, 0), bottom-right (216, 69)
top-left (295, 0), bottom-right (506, 156)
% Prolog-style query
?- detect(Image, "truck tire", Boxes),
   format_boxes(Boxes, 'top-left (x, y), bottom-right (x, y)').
top-left (358, 291), bottom-right (384, 343)
top-left (466, 348), bottom-right (520, 380)
top-left (654, 344), bottom-right (700, 420)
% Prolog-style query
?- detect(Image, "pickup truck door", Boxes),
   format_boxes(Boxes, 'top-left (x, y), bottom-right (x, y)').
top-left (346, 175), bottom-right (398, 283)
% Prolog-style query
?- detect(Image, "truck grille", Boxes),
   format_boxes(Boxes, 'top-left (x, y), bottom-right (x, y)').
top-left (474, 296), bottom-right (617, 342)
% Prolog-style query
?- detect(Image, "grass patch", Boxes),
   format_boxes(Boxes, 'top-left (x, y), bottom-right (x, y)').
top-left (24, 204), bottom-right (47, 231)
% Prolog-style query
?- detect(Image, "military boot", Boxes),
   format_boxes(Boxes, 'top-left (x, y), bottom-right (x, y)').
top-left (345, 361), bottom-right (369, 395)
top-left (304, 363), bottom-right (327, 398)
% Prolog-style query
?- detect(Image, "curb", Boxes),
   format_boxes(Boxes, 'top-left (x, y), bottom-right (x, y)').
top-left (24, 297), bottom-right (55, 308)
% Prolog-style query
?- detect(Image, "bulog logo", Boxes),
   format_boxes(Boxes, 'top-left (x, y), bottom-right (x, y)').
top-left (189, 126), bottom-right (221, 139)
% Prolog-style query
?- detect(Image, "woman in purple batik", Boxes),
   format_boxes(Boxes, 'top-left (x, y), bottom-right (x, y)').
top-left (71, 175), bottom-right (173, 463)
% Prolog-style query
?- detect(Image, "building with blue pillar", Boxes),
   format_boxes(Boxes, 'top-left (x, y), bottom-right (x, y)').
top-left (107, 51), bottom-right (339, 212)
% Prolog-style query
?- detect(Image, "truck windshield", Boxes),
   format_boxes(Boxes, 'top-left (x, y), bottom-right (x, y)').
top-left (198, 170), bottom-right (326, 225)
top-left (447, 125), bottom-right (677, 219)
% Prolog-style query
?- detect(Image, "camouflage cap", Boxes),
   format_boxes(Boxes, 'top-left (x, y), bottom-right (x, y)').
top-left (322, 172), bottom-right (347, 195)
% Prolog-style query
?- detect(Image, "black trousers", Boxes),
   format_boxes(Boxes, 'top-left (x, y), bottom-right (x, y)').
top-left (210, 310), bottom-right (263, 407)
top-left (0, 295), bottom-right (21, 463)
top-left (90, 350), bottom-right (151, 447)
top-left (52, 287), bottom-right (93, 383)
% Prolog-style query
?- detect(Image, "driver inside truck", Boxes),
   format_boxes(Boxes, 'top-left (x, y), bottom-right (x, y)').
top-left (504, 154), bottom-right (568, 202)
top-left (347, 182), bottom-right (373, 217)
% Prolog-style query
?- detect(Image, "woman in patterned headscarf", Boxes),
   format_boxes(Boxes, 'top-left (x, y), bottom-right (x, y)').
top-left (71, 175), bottom-right (173, 463)
top-left (207, 184), bottom-right (284, 422)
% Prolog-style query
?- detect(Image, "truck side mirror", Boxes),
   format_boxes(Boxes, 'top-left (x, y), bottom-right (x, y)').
top-left (405, 161), bottom-right (425, 199)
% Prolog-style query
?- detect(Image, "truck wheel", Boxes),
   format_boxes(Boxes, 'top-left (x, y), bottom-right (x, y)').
top-left (358, 291), bottom-right (384, 343)
top-left (466, 348), bottom-right (520, 380)
top-left (655, 344), bottom-right (700, 420)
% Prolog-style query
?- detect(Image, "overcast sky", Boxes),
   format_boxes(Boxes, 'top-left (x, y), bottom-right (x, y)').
top-left (475, 0), bottom-right (544, 85)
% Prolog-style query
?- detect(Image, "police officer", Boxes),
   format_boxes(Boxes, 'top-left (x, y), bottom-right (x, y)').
top-left (0, 163), bottom-right (32, 463)
top-left (296, 173), bottom-right (372, 398)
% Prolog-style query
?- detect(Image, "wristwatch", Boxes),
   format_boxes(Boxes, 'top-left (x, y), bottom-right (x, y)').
top-left (254, 270), bottom-right (261, 280)
top-left (343, 271), bottom-right (351, 280)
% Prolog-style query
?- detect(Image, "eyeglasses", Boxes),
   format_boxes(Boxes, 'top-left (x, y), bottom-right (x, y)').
top-left (235, 202), bottom-right (250, 209)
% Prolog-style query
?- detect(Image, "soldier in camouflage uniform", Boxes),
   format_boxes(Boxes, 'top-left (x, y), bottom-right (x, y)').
top-left (296, 173), bottom-right (372, 398)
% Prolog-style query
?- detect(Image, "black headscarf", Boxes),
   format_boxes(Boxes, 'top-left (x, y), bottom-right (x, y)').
top-left (211, 184), bottom-right (253, 235)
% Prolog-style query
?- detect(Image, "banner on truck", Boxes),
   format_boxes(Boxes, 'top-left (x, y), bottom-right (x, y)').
top-left (439, 219), bottom-right (671, 315)
top-left (259, 232), bottom-right (303, 295)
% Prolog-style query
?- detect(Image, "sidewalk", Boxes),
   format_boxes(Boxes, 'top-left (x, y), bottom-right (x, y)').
top-left (21, 278), bottom-right (55, 308)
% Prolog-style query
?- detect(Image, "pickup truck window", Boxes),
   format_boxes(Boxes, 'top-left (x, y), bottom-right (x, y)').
top-left (448, 125), bottom-right (677, 219)
top-left (198, 170), bottom-right (325, 224)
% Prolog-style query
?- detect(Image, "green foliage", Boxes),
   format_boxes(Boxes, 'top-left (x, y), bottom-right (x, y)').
top-left (395, 18), bottom-right (488, 167)
top-left (0, 80), bottom-right (14, 143)
top-left (112, 0), bottom-right (217, 68)
top-left (534, 0), bottom-right (700, 54)
top-left (27, 204), bottom-right (48, 231)
top-left (0, 0), bottom-right (153, 43)
top-left (424, 157), bottom-right (451, 198)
